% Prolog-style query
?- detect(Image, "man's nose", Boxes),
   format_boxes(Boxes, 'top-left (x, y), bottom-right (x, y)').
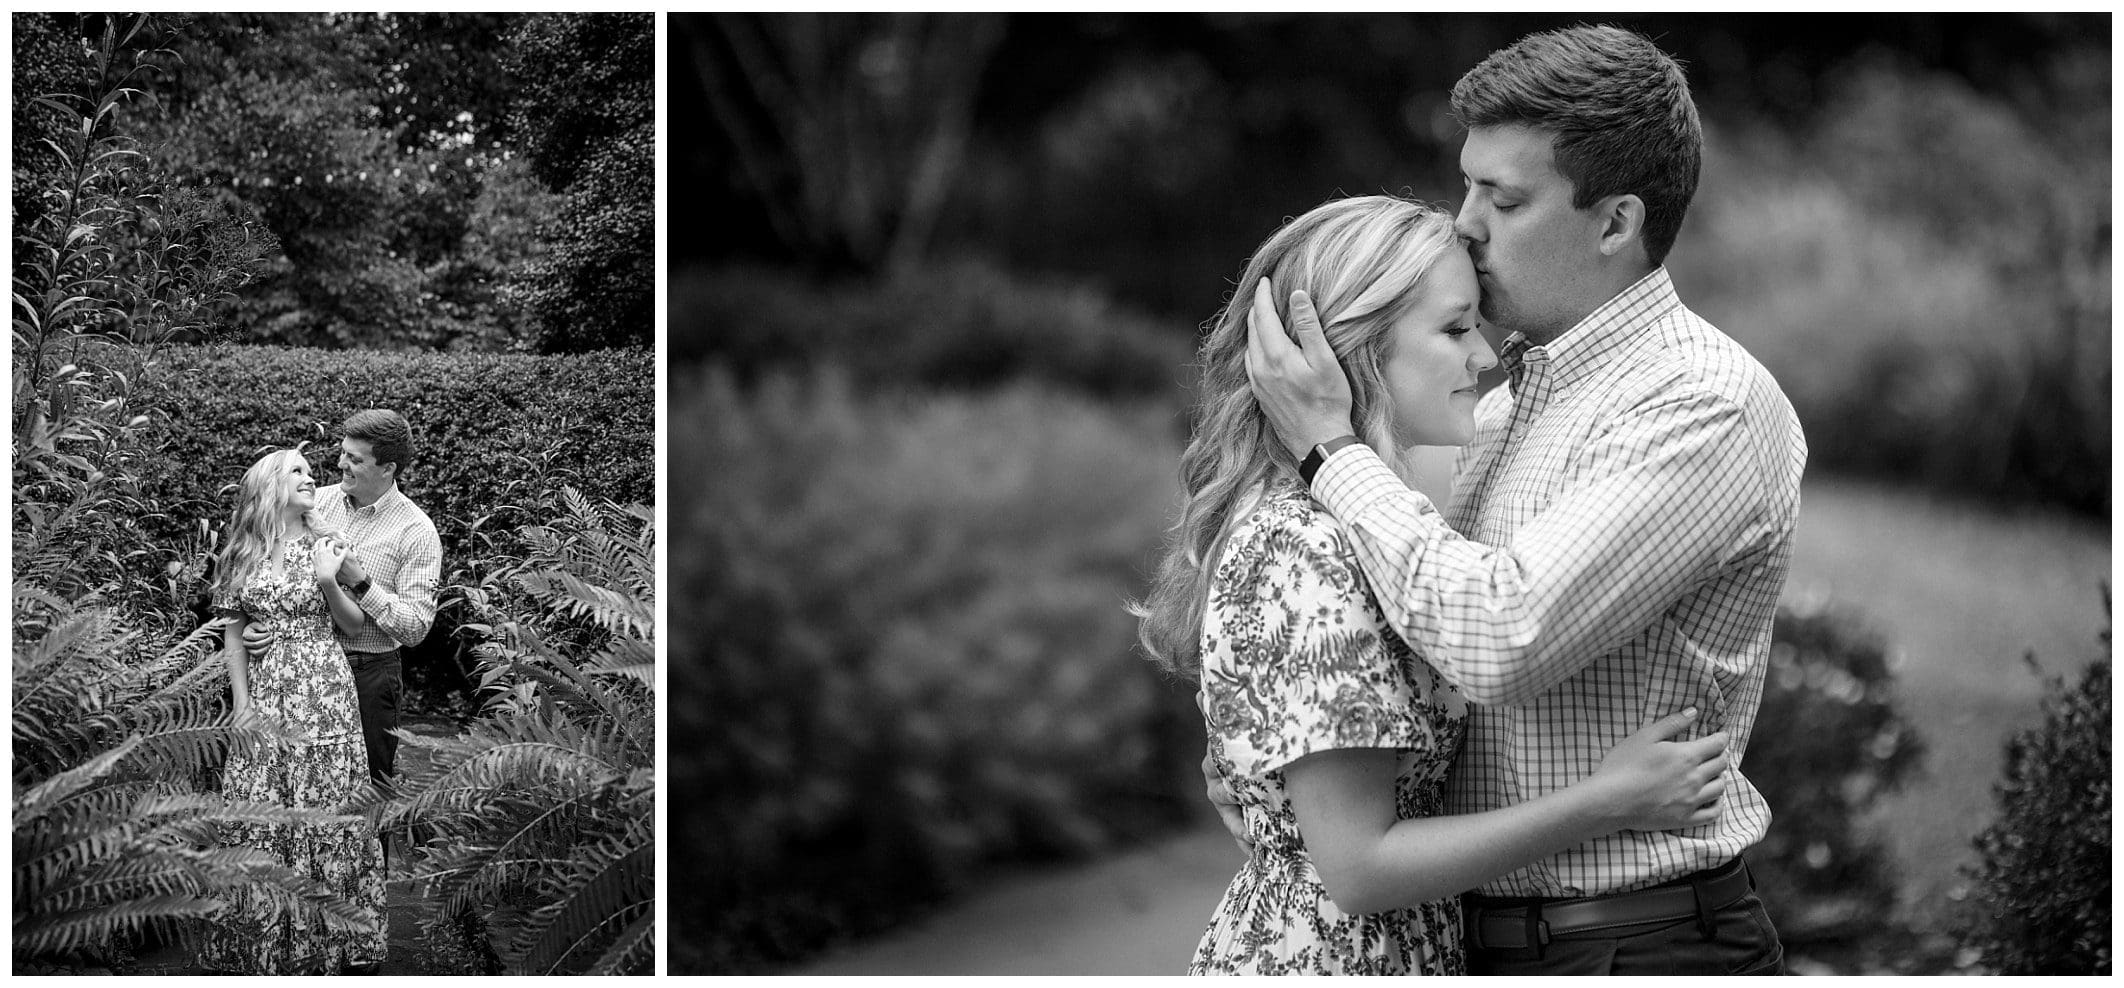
top-left (1453, 208), bottom-right (1483, 242)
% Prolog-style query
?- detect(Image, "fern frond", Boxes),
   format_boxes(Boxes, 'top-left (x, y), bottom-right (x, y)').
top-left (510, 835), bottom-right (652, 974)
top-left (580, 909), bottom-right (655, 975)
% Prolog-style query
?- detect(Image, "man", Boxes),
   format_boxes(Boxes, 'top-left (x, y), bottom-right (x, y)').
top-left (248, 409), bottom-right (441, 784)
top-left (1236, 25), bottom-right (1804, 975)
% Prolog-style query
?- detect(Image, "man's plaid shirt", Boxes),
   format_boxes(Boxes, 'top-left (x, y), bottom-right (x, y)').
top-left (314, 483), bottom-right (442, 654)
top-left (1311, 267), bottom-right (1807, 897)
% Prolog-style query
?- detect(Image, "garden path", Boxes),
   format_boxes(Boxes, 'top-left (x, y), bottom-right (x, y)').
top-left (786, 478), bottom-right (2108, 976)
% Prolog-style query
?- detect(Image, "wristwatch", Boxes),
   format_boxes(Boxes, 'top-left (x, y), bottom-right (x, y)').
top-left (1298, 435), bottom-right (1361, 486)
top-left (344, 578), bottom-right (372, 598)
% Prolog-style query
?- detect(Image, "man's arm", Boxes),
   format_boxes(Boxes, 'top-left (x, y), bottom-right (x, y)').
top-left (1310, 392), bottom-right (1764, 705)
top-left (1245, 283), bottom-right (1766, 704)
top-left (355, 522), bottom-right (442, 648)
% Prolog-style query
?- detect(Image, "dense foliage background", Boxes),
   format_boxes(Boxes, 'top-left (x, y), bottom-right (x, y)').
top-left (12, 13), bottom-right (653, 973)
top-left (671, 12), bottom-right (2110, 976)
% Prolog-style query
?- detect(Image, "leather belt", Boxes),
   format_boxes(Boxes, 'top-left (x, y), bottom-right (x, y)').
top-left (347, 648), bottom-right (399, 669)
top-left (1466, 856), bottom-right (1753, 951)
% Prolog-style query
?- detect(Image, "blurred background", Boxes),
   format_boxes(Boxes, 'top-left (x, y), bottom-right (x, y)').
top-left (668, 13), bottom-right (2111, 976)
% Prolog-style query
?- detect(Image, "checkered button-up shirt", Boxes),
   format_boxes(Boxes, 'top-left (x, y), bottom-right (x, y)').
top-left (1311, 267), bottom-right (1807, 897)
top-left (313, 483), bottom-right (443, 654)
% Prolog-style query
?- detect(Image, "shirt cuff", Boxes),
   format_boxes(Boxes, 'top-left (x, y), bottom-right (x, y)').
top-left (1311, 442), bottom-right (1436, 522)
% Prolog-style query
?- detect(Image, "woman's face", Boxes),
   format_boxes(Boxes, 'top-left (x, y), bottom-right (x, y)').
top-left (284, 456), bottom-right (317, 513)
top-left (1381, 250), bottom-right (1496, 448)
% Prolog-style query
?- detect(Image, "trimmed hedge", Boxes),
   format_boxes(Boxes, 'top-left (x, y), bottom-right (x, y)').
top-left (135, 344), bottom-right (653, 557)
top-left (670, 366), bottom-right (1194, 973)
top-left (668, 258), bottom-right (1195, 399)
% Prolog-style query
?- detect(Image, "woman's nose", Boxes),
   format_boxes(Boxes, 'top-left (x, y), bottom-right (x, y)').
top-left (1470, 336), bottom-right (1499, 373)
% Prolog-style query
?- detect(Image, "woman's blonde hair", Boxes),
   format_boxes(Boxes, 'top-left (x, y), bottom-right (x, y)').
top-left (1134, 195), bottom-right (1461, 678)
top-left (212, 448), bottom-right (320, 600)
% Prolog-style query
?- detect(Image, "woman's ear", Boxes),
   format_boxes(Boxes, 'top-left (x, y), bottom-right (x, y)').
top-left (1595, 194), bottom-right (1647, 259)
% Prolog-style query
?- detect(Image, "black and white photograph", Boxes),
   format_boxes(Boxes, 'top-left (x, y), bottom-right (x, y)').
top-left (13, 12), bottom-right (653, 975)
top-left (671, 13), bottom-right (2109, 976)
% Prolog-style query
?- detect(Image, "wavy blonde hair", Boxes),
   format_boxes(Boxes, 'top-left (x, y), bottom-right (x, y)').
top-left (1135, 195), bottom-right (1461, 678)
top-left (211, 448), bottom-right (323, 601)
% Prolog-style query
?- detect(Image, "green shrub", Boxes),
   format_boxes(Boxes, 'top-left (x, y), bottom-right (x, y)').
top-left (670, 366), bottom-right (1191, 972)
top-left (1958, 599), bottom-right (2110, 974)
top-left (132, 343), bottom-right (652, 566)
top-left (668, 258), bottom-right (1194, 399)
top-left (1743, 597), bottom-right (1926, 941)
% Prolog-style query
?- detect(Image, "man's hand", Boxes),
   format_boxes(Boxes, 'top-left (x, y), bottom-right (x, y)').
top-left (1244, 279), bottom-right (1357, 459)
top-left (240, 619), bottom-right (278, 655)
top-left (336, 552), bottom-right (369, 589)
top-left (1202, 748), bottom-right (1254, 854)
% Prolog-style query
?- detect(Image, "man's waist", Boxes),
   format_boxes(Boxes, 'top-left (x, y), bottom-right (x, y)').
top-left (1466, 855), bottom-right (1757, 950)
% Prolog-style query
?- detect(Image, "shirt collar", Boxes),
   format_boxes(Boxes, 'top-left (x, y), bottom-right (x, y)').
top-left (345, 483), bottom-right (405, 514)
top-left (1516, 267), bottom-right (1679, 395)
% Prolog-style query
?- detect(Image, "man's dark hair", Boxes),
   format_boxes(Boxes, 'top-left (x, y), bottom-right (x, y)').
top-left (342, 408), bottom-right (414, 480)
top-left (1451, 24), bottom-right (1702, 265)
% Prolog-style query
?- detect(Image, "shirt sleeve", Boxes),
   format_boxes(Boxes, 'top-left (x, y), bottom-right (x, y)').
top-left (1309, 388), bottom-right (1766, 706)
top-left (1201, 515), bottom-right (1427, 779)
top-left (361, 519), bottom-right (442, 647)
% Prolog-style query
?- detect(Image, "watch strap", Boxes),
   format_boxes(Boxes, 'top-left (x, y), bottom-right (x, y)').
top-left (1299, 435), bottom-right (1361, 486)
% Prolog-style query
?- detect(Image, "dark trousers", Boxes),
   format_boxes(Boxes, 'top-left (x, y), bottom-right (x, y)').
top-left (1469, 864), bottom-right (1786, 975)
top-left (348, 649), bottom-right (402, 784)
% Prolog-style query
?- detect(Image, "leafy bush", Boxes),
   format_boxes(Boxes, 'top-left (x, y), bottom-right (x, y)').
top-left (671, 367), bottom-right (1192, 972)
top-left (668, 258), bottom-right (1193, 398)
top-left (379, 486), bottom-right (654, 975)
top-left (1679, 59), bottom-right (2109, 519)
top-left (1958, 598), bottom-right (2110, 974)
top-left (132, 344), bottom-right (653, 568)
top-left (1744, 598), bottom-right (1927, 943)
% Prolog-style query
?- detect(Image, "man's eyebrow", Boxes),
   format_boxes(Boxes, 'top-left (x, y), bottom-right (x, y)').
top-left (1466, 174), bottom-right (1526, 196)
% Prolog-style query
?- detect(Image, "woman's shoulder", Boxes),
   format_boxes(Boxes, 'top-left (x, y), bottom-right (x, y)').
top-left (1228, 483), bottom-right (1356, 570)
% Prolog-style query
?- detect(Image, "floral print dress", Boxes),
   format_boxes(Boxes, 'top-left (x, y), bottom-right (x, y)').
top-left (201, 535), bottom-right (387, 974)
top-left (1189, 484), bottom-right (1469, 976)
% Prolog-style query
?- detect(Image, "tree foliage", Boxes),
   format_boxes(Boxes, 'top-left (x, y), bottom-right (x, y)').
top-left (498, 13), bottom-right (655, 352)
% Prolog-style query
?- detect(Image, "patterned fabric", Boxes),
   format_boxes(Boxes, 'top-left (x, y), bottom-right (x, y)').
top-left (202, 536), bottom-right (387, 974)
top-left (1190, 485), bottom-right (1469, 976)
top-left (1310, 267), bottom-right (1807, 898)
top-left (313, 483), bottom-right (442, 653)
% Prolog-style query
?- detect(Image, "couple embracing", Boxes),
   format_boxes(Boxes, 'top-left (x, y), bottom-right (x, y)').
top-left (1139, 26), bottom-right (1802, 976)
top-left (199, 409), bottom-right (442, 974)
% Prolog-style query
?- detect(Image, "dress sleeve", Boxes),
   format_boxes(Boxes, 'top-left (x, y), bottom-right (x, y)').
top-left (210, 584), bottom-right (245, 620)
top-left (1200, 511), bottom-right (1425, 779)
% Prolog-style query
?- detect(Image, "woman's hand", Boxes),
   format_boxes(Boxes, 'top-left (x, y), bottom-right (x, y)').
top-left (312, 536), bottom-right (348, 581)
top-left (1585, 707), bottom-right (1729, 833)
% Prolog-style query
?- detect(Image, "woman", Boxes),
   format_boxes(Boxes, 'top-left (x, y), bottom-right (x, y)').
top-left (1136, 197), bottom-right (1729, 975)
top-left (200, 448), bottom-right (388, 974)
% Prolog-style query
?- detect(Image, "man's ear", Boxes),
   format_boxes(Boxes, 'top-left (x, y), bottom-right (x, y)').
top-left (1595, 194), bottom-right (1647, 260)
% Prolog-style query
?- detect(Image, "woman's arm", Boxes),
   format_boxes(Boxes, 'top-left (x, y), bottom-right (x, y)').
top-left (1287, 708), bottom-right (1728, 915)
top-left (224, 616), bottom-right (251, 717)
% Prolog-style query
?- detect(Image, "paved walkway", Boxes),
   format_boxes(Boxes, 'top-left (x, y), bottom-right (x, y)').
top-left (794, 823), bottom-right (1243, 976)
